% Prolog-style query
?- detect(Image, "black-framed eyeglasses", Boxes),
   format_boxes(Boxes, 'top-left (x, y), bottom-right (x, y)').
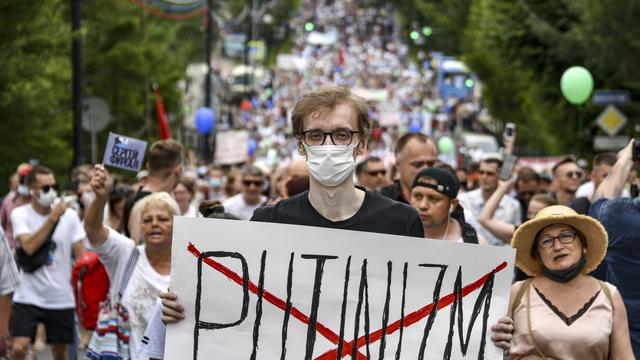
top-left (537, 231), bottom-right (577, 248)
top-left (301, 129), bottom-right (360, 146)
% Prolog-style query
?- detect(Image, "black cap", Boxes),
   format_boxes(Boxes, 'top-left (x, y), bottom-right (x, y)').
top-left (411, 168), bottom-right (460, 198)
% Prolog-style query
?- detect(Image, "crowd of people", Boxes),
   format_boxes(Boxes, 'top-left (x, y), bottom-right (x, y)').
top-left (1, 0), bottom-right (639, 359)
top-left (232, 0), bottom-right (482, 177)
top-left (1, 85), bottom-right (638, 359)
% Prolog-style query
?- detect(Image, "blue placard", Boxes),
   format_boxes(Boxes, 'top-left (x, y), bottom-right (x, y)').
top-left (593, 90), bottom-right (630, 105)
top-left (102, 132), bottom-right (148, 172)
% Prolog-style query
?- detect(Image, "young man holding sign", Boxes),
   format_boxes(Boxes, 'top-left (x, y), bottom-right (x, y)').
top-left (250, 86), bottom-right (423, 236)
top-left (160, 86), bottom-right (513, 354)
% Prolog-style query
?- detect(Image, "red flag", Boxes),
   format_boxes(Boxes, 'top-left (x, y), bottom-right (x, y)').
top-left (153, 84), bottom-right (171, 139)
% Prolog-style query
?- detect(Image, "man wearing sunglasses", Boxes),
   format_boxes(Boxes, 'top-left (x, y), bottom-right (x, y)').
top-left (551, 156), bottom-right (583, 206)
top-left (355, 156), bottom-right (389, 191)
top-left (9, 165), bottom-right (85, 360)
top-left (223, 165), bottom-right (267, 220)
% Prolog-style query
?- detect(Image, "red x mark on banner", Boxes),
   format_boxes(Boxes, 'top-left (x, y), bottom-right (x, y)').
top-left (187, 243), bottom-right (507, 359)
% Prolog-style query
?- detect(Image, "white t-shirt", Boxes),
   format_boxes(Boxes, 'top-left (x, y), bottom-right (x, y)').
top-left (458, 188), bottom-right (521, 246)
top-left (85, 228), bottom-right (170, 360)
top-left (576, 181), bottom-right (595, 199)
top-left (223, 193), bottom-right (266, 220)
top-left (182, 203), bottom-right (200, 218)
top-left (11, 204), bottom-right (84, 309)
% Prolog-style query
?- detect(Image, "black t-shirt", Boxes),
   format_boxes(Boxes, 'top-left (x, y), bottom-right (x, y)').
top-left (379, 181), bottom-right (409, 204)
top-left (251, 189), bottom-right (424, 238)
top-left (122, 189), bottom-right (152, 237)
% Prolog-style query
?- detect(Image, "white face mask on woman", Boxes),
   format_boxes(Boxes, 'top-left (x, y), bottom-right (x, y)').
top-left (303, 143), bottom-right (358, 187)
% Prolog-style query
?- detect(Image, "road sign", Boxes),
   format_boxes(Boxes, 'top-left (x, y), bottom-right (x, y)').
top-left (594, 135), bottom-right (630, 151)
top-left (592, 90), bottom-right (630, 105)
top-left (223, 33), bottom-right (246, 58)
top-left (247, 40), bottom-right (266, 63)
top-left (596, 105), bottom-right (627, 136)
top-left (82, 97), bottom-right (111, 132)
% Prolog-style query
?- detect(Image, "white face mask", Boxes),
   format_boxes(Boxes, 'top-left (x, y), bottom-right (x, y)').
top-left (81, 191), bottom-right (95, 209)
top-left (17, 184), bottom-right (29, 196)
top-left (303, 143), bottom-right (358, 187)
top-left (36, 188), bottom-right (57, 207)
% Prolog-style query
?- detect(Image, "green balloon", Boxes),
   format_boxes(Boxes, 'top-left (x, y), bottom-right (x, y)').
top-left (437, 136), bottom-right (454, 154)
top-left (560, 66), bottom-right (594, 105)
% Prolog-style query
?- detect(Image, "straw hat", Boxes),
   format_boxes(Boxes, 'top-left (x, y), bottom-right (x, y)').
top-left (511, 205), bottom-right (607, 277)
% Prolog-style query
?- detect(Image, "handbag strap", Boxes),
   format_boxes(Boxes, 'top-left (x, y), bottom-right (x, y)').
top-left (526, 280), bottom-right (547, 359)
top-left (510, 278), bottom-right (532, 315)
top-left (117, 247), bottom-right (140, 299)
top-left (47, 219), bottom-right (60, 241)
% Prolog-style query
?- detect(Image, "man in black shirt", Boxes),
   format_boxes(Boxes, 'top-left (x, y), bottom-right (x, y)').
top-left (251, 86), bottom-right (423, 237)
top-left (161, 87), bottom-right (514, 351)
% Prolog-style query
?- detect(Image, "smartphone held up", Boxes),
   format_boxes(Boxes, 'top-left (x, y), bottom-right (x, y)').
top-left (504, 123), bottom-right (516, 140)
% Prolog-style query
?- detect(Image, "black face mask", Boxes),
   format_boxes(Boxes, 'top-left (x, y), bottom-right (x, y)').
top-left (541, 254), bottom-right (586, 283)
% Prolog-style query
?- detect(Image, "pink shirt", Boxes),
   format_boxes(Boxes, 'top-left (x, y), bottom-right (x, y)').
top-left (510, 281), bottom-right (615, 360)
top-left (0, 192), bottom-right (28, 250)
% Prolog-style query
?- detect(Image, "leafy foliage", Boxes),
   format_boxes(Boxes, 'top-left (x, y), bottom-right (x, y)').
top-left (0, 0), bottom-right (204, 191)
top-left (396, 0), bottom-right (640, 156)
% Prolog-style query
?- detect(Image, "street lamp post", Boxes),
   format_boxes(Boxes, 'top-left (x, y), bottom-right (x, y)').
top-left (71, 0), bottom-right (84, 166)
top-left (202, 0), bottom-right (214, 162)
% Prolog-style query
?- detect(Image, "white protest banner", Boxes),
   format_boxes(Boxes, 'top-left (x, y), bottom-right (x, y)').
top-left (214, 130), bottom-right (249, 165)
top-left (166, 217), bottom-right (515, 359)
top-left (102, 132), bottom-right (147, 172)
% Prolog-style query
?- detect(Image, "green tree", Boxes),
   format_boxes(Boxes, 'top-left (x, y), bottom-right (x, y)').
top-left (0, 1), bottom-right (73, 187)
top-left (396, 0), bottom-right (640, 156)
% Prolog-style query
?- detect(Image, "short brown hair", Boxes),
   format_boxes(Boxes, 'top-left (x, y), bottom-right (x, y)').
top-left (394, 132), bottom-right (435, 158)
top-left (481, 157), bottom-right (503, 169)
top-left (592, 152), bottom-right (616, 169)
top-left (552, 156), bottom-right (576, 176)
top-left (147, 140), bottom-right (183, 173)
top-left (529, 194), bottom-right (557, 207)
top-left (25, 165), bottom-right (53, 188)
top-left (291, 86), bottom-right (370, 141)
top-left (178, 177), bottom-right (196, 195)
top-left (517, 166), bottom-right (540, 182)
top-left (242, 165), bottom-right (264, 179)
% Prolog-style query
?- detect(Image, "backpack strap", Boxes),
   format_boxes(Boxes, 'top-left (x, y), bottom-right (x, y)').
top-left (510, 278), bottom-right (533, 315)
top-left (598, 280), bottom-right (613, 305)
top-left (117, 247), bottom-right (140, 300)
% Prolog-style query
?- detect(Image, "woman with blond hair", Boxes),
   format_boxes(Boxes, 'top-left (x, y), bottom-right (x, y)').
top-left (84, 165), bottom-right (179, 360)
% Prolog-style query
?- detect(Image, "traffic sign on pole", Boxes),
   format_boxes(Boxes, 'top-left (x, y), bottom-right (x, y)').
top-left (596, 105), bottom-right (627, 136)
top-left (592, 90), bottom-right (630, 106)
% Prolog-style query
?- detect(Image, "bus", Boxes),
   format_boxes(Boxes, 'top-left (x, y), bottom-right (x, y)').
top-left (435, 57), bottom-right (476, 101)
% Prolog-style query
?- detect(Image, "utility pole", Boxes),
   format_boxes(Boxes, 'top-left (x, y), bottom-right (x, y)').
top-left (71, 0), bottom-right (84, 166)
top-left (203, 0), bottom-right (213, 162)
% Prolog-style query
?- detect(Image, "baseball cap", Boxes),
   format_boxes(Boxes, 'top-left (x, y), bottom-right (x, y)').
top-left (411, 167), bottom-right (460, 198)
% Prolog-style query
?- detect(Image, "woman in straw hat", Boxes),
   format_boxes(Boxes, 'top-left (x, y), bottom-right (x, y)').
top-left (508, 205), bottom-right (634, 359)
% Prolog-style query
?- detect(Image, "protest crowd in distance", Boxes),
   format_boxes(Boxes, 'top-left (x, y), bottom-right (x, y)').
top-left (0, 0), bottom-right (639, 359)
